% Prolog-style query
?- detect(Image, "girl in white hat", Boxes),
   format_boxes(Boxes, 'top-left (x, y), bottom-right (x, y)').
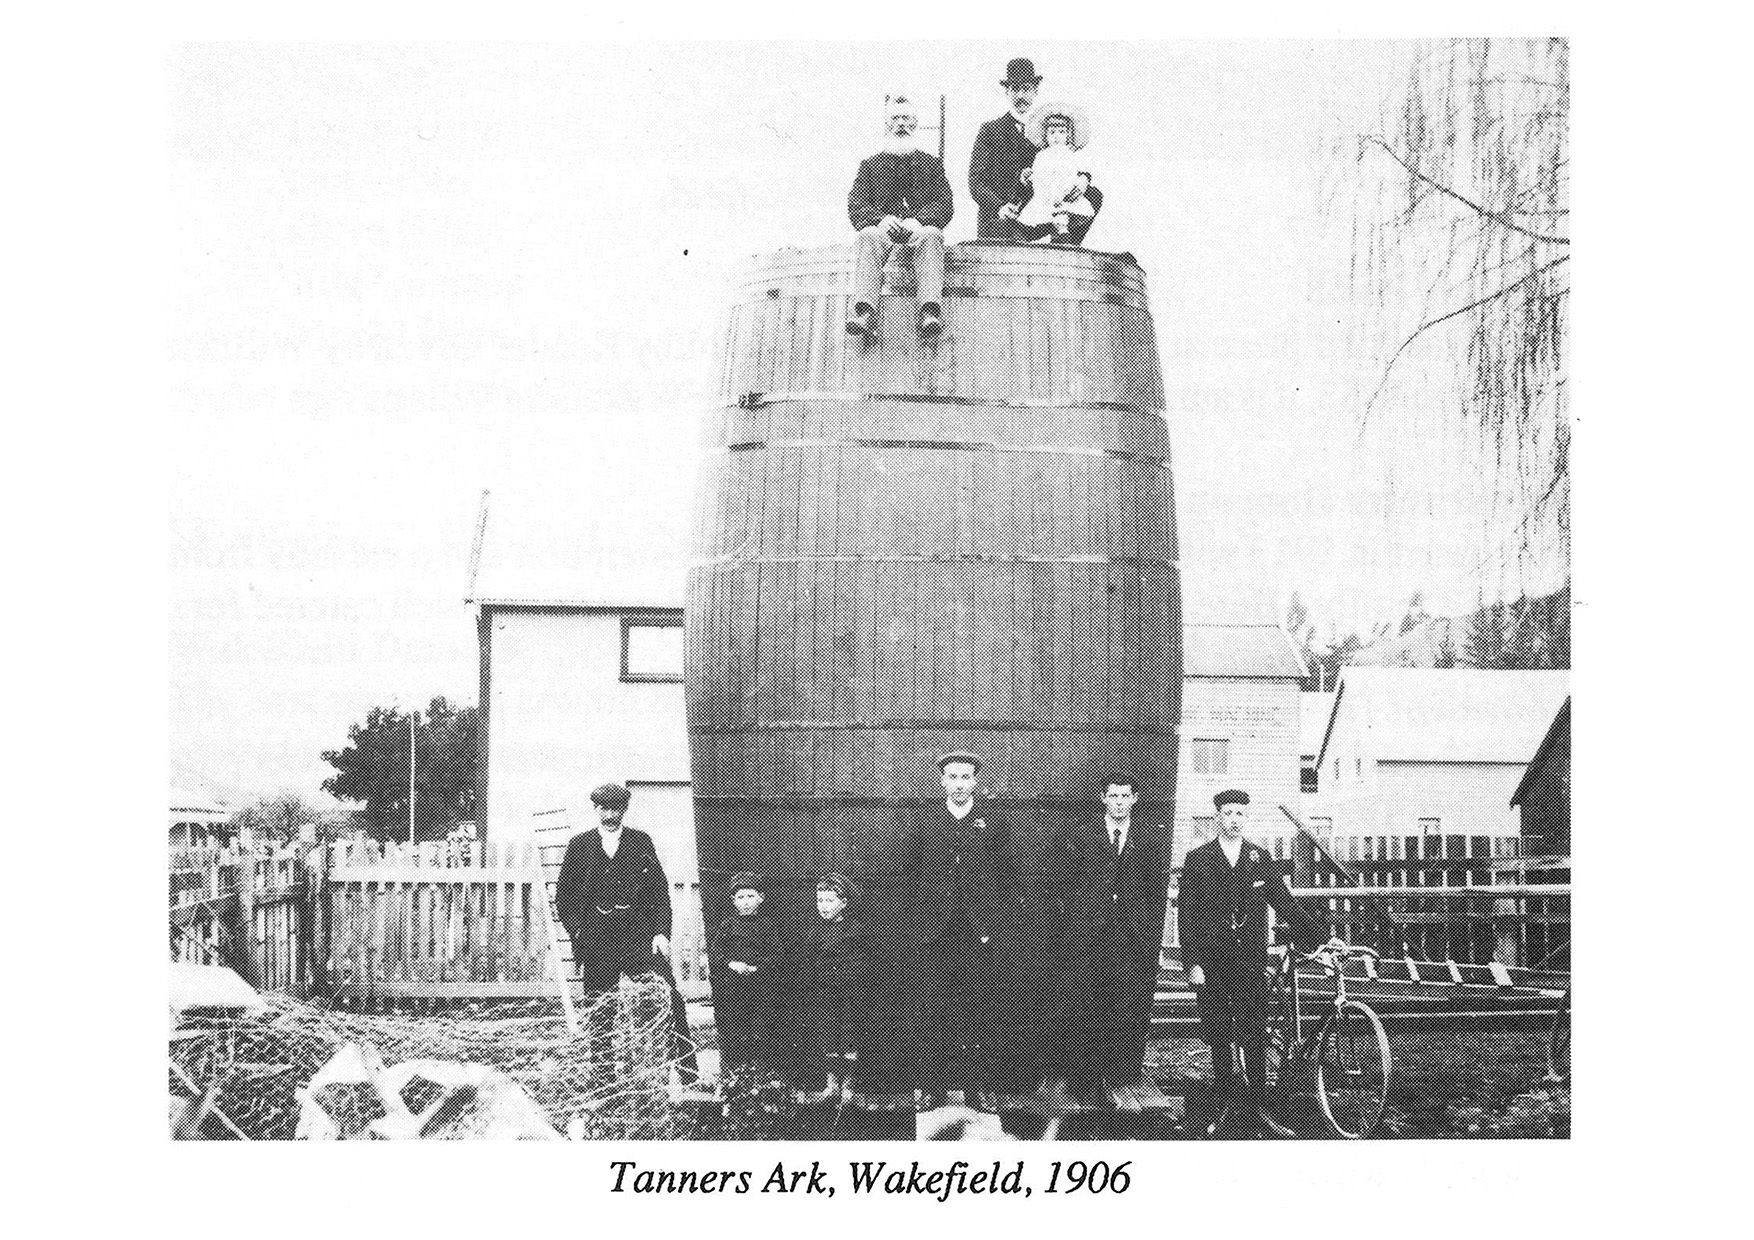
top-left (1017, 100), bottom-right (1096, 243)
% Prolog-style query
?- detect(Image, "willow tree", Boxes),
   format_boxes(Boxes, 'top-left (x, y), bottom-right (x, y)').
top-left (1333, 39), bottom-right (1569, 610)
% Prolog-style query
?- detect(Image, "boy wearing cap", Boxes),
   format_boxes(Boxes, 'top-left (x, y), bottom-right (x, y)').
top-left (904, 750), bottom-right (1013, 1108)
top-left (709, 872), bottom-right (784, 1079)
top-left (1178, 788), bottom-right (1331, 1136)
top-left (795, 873), bottom-right (869, 1102)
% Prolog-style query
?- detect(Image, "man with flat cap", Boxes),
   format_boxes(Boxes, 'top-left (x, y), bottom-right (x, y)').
top-left (969, 56), bottom-right (1104, 244)
top-left (555, 783), bottom-right (695, 1081)
top-left (1178, 788), bottom-right (1333, 1135)
top-left (903, 750), bottom-right (1014, 1107)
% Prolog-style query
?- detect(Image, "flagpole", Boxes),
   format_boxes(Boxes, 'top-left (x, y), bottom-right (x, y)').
top-left (409, 712), bottom-right (416, 846)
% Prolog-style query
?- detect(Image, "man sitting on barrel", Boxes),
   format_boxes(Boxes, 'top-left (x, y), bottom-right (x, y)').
top-left (846, 94), bottom-right (954, 342)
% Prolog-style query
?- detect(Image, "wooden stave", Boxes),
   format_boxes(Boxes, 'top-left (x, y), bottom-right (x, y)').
top-left (688, 243), bottom-right (1180, 1088)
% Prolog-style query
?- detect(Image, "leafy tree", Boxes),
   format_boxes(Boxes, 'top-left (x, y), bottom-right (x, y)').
top-left (227, 791), bottom-right (330, 847)
top-left (1333, 39), bottom-right (1569, 603)
top-left (321, 697), bottom-right (479, 843)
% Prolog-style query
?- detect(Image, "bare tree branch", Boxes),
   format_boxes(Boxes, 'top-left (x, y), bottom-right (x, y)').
top-left (1361, 135), bottom-right (1570, 246)
top-left (1364, 255), bottom-right (1569, 423)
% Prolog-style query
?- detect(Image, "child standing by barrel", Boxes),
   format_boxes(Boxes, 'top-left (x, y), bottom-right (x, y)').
top-left (795, 873), bottom-right (869, 1102)
top-left (708, 871), bottom-right (784, 1082)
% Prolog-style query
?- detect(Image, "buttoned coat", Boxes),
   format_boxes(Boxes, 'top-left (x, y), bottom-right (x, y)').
top-left (1037, 815), bottom-right (1168, 1083)
top-left (968, 112), bottom-right (1039, 237)
top-left (904, 800), bottom-right (1013, 947)
top-left (553, 827), bottom-right (672, 980)
top-left (1176, 837), bottom-right (1324, 978)
top-left (847, 149), bottom-right (955, 232)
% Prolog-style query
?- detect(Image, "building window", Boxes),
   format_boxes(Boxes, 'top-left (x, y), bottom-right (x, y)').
top-left (620, 614), bottom-right (684, 683)
top-left (1300, 761), bottom-right (1318, 793)
top-left (1190, 738), bottom-right (1230, 776)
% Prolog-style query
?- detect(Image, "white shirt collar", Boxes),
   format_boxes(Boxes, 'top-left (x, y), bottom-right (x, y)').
top-left (1107, 817), bottom-right (1129, 849)
top-left (946, 800), bottom-right (975, 820)
top-left (1218, 836), bottom-right (1242, 865)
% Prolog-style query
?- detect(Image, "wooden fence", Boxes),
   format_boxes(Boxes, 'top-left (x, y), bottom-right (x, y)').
top-left (177, 831), bottom-right (1564, 1006)
top-left (315, 838), bottom-right (710, 1003)
top-left (169, 845), bottom-right (311, 995)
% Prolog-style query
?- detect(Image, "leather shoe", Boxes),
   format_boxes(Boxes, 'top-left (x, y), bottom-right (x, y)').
top-left (846, 303), bottom-right (876, 337)
top-left (917, 303), bottom-right (942, 339)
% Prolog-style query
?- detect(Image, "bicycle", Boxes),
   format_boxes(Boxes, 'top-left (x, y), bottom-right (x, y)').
top-left (1545, 985), bottom-right (1570, 1085)
top-left (1255, 942), bottom-right (1392, 1139)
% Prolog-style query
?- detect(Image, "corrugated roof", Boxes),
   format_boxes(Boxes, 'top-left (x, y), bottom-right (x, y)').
top-left (1184, 624), bottom-right (1307, 679)
top-left (1318, 668), bottom-right (1570, 766)
top-left (169, 785), bottom-right (228, 817)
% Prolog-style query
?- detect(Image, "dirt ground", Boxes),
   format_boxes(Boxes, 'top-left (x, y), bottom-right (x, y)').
top-left (1147, 1029), bottom-right (1569, 1139)
top-left (697, 1025), bottom-right (1568, 1139)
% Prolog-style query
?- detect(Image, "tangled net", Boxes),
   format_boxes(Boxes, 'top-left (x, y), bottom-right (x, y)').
top-left (169, 978), bottom-right (694, 1140)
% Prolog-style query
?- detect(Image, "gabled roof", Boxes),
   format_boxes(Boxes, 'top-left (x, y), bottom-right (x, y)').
top-left (1184, 625), bottom-right (1307, 679)
top-left (1316, 668), bottom-right (1570, 767)
top-left (1511, 696), bottom-right (1571, 807)
top-left (466, 488), bottom-right (687, 610)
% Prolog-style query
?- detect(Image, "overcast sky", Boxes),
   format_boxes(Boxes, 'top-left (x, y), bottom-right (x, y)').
top-left (170, 40), bottom-right (1537, 802)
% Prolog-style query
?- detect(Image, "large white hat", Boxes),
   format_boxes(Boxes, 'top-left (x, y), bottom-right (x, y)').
top-left (1025, 99), bottom-right (1091, 150)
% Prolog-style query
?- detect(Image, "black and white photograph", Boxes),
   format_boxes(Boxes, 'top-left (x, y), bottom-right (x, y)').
top-left (158, 37), bottom-right (1581, 1150)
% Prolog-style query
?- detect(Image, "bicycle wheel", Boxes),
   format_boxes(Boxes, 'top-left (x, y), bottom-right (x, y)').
top-left (1315, 999), bottom-right (1391, 1138)
top-left (1257, 987), bottom-right (1301, 1138)
top-left (1546, 989), bottom-right (1571, 1085)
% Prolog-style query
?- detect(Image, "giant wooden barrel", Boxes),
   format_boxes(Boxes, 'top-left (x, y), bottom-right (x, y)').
top-left (685, 241), bottom-right (1181, 1088)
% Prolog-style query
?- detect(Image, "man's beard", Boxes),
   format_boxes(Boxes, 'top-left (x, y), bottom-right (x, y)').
top-left (883, 131), bottom-right (918, 155)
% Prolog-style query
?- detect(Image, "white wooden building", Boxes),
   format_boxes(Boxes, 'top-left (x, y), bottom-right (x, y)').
top-left (1306, 667), bottom-right (1571, 851)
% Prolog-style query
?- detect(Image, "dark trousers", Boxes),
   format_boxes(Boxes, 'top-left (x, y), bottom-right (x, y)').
top-left (910, 912), bottom-right (991, 1091)
top-left (1195, 959), bottom-right (1270, 1112)
top-left (579, 929), bottom-right (696, 1085)
top-left (716, 983), bottom-right (776, 1074)
top-left (1055, 926), bottom-right (1155, 1092)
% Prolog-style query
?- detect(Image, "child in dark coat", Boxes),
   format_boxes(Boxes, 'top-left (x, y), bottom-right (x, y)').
top-left (708, 872), bottom-right (784, 1080)
top-left (796, 872), bottom-right (869, 1102)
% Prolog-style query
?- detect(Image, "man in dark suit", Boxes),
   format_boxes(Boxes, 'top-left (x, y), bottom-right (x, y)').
top-left (1037, 773), bottom-right (1168, 1104)
top-left (846, 94), bottom-right (954, 341)
top-left (968, 56), bottom-right (1103, 244)
top-left (905, 750), bottom-right (1013, 1107)
top-left (554, 783), bottom-right (694, 1083)
top-left (1178, 789), bottom-right (1333, 1136)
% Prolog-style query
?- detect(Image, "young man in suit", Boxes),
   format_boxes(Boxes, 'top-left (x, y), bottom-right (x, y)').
top-left (968, 57), bottom-right (1103, 244)
top-left (846, 94), bottom-right (954, 340)
top-left (1178, 788), bottom-right (1334, 1136)
top-left (1037, 773), bottom-right (1168, 1104)
top-left (905, 751), bottom-right (1013, 1108)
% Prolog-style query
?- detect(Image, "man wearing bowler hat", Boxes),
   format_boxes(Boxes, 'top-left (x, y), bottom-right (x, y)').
top-left (1178, 788), bottom-right (1333, 1136)
top-left (903, 750), bottom-right (1014, 1108)
top-left (969, 56), bottom-right (1104, 243)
